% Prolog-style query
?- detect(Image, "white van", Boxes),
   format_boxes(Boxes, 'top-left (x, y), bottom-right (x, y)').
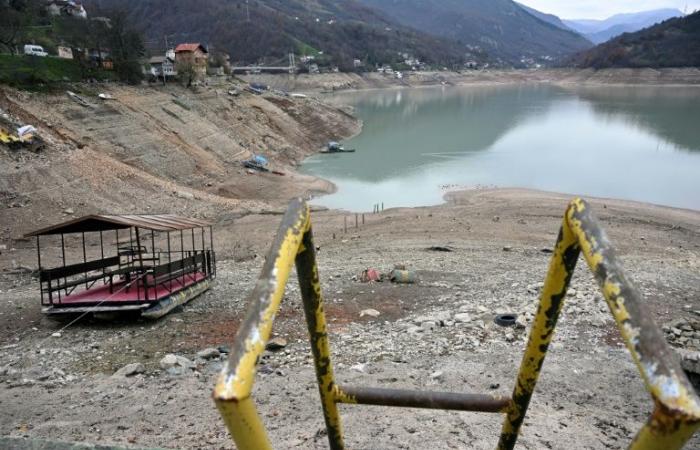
top-left (24, 45), bottom-right (49, 57)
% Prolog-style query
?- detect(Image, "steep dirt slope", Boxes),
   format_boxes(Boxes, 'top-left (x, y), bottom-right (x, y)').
top-left (0, 81), bottom-right (360, 241)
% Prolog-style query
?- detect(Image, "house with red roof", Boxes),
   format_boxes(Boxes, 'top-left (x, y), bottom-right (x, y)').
top-left (174, 43), bottom-right (209, 80)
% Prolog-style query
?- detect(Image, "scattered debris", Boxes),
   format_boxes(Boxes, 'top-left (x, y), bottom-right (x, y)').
top-left (454, 313), bottom-right (471, 323)
top-left (494, 314), bottom-right (518, 327)
top-left (159, 354), bottom-right (194, 375)
top-left (66, 91), bottom-right (91, 107)
top-left (247, 83), bottom-right (268, 95)
top-left (98, 93), bottom-right (114, 100)
top-left (429, 370), bottom-right (444, 381)
top-left (360, 309), bottom-right (381, 318)
top-left (243, 155), bottom-right (270, 172)
top-left (266, 337), bottom-right (288, 351)
top-left (196, 348), bottom-right (221, 360)
top-left (1, 119), bottom-right (44, 152)
top-left (359, 268), bottom-right (382, 283)
top-left (113, 363), bottom-right (146, 378)
top-left (390, 269), bottom-right (418, 284)
top-left (427, 246), bottom-right (454, 252)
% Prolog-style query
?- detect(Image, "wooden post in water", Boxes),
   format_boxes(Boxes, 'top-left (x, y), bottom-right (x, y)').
top-left (362, 214), bottom-right (365, 225)
top-left (355, 214), bottom-right (358, 229)
top-left (344, 216), bottom-right (347, 234)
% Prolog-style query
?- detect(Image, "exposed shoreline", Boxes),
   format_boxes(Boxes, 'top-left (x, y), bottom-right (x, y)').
top-left (2, 186), bottom-right (699, 449)
top-left (240, 67), bottom-right (700, 95)
top-left (2, 69), bottom-right (700, 449)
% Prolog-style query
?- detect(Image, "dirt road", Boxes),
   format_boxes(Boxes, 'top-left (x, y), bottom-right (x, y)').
top-left (1, 188), bottom-right (699, 449)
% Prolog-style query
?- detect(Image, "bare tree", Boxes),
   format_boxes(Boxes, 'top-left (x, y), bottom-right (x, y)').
top-left (175, 60), bottom-right (196, 87)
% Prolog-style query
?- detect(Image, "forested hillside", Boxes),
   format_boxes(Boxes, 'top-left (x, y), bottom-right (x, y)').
top-left (571, 11), bottom-right (700, 68)
top-left (86, 0), bottom-right (468, 69)
top-left (356, 0), bottom-right (593, 65)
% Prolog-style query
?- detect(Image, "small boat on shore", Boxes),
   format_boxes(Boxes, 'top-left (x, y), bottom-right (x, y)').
top-left (320, 141), bottom-right (356, 154)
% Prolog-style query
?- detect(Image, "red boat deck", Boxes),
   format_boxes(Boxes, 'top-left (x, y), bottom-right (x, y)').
top-left (50, 272), bottom-right (207, 306)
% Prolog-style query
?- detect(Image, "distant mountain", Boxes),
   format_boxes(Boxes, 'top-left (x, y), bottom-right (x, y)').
top-left (515, 2), bottom-right (574, 32)
top-left (83, 0), bottom-right (467, 69)
top-left (570, 11), bottom-right (700, 68)
top-left (355, 0), bottom-right (593, 65)
top-left (565, 8), bottom-right (684, 44)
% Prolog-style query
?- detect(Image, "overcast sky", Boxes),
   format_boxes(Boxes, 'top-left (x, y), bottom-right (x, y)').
top-left (517, 0), bottom-right (700, 20)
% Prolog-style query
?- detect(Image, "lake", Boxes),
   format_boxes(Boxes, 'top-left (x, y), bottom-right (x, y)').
top-left (300, 84), bottom-right (700, 212)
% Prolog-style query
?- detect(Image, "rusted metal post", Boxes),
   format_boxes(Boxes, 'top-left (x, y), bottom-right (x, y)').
top-left (151, 230), bottom-right (156, 262)
top-left (180, 230), bottom-right (185, 288)
top-left (209, 225), bottom-right (216, 278)
top-left (60, 233), bottom-right (66, 296)
top-left (99, 230), bottom-right (105, 279)
top-left (338, 386), bottom-right (511, 413)
top-left (135, 227), bottom-right (147, 301)
top-left (497, 213), bottom-right (580, 450)
top-left (36, 236), bottom-right (43, 304)
top-left (296, 224), bottom-right (346, 450)
top-left (81, 232), bottom-right (87, 289)
top-left (201, 228), bottom-right (206, 275)
top-left (214, 199), bottom-right (311, 450)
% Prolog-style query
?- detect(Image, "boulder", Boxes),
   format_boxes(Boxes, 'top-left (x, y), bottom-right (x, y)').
top-left (113, 363), bottom-right (145, 378)
top-left (196, 348), bottom-right (221, 360)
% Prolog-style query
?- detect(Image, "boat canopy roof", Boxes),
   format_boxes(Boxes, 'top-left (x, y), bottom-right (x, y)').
top-left (25, 214), bottom-right (212, 237)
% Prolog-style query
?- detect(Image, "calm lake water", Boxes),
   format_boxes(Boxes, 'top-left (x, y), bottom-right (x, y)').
top-left (301, 84), bottom-right (700, 212)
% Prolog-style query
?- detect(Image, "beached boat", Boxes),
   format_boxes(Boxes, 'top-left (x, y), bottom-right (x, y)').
top-left (321, 141), bottom-right (356, 154)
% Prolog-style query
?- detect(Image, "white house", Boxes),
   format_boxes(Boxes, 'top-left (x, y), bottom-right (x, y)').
top-left (47, 1), bottom-right (87, 19)
top-left (148, 55), bottom-right (177, 79)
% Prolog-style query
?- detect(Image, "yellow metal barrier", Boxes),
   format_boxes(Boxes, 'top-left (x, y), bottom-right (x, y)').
top-left (213, 198), bottom-right (700, 449)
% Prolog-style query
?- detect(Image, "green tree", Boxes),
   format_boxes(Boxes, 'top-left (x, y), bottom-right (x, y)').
top-left (104, 10), bottom-right (145, 84)
top-left (0, 0), bottom-right (43, 54)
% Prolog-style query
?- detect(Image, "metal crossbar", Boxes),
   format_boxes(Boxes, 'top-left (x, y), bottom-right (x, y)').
top-left (213, 198), bottom-right (700, 449)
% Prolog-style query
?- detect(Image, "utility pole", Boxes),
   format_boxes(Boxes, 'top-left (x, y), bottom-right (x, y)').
top-left (246, 0), bottom-right (250, 22)
top-left (163, 35), bottom-right (169, 85)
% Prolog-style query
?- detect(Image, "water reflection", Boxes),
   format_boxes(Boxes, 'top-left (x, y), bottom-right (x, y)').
top-left (302, 85), bottom-right (700, 211)
top-left (570, 86), bottom-right (700, 153)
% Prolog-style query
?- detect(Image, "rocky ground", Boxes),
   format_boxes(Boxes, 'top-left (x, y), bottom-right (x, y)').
top-left (1, 188), bottom-right (699, 449)
top-left (0, 78), bottom-right (360, 246)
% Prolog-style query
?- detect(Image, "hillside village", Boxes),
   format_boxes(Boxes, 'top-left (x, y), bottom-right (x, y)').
top-left (1, 1), bottom-right (700, 450)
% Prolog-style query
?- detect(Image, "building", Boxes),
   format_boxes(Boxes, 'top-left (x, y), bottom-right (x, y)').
top-left (148, 55), bottom-right (177, 80)
top-left (47, 1), bottom-right (87, 19)
top-left (174, 43), bottom-right (209, 79)
top-left (86, 48), bottom-right (112, 69)
top-left (57, 46), bottom-right (73, 59)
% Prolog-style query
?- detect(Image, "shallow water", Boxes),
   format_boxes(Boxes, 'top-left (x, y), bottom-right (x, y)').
top-left (301, 84), bottom-right (700, 212)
